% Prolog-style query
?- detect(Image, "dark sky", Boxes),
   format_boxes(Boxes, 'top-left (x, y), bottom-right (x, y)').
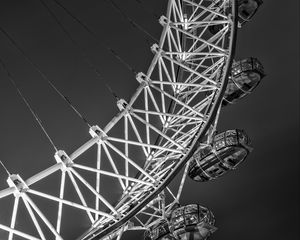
top-left (0, 0), bottom-right (299, 240)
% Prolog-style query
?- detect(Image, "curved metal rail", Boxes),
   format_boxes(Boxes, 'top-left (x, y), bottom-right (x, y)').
top-left (0, 1), bottom-right (238, 240)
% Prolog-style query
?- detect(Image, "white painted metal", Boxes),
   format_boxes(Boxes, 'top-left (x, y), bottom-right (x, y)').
top-left (8, 196), bottom-right (19, 240)
top-left (0, 0), bottom-right (237, 239)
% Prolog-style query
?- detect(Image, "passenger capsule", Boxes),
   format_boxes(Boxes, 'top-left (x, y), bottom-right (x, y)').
top-left (170, 204), bottom-right (217, 240)
top-left (208, 0), bottom-right (263, 34)
top-left (188, 129), bottom-right (252, 182)
top-left (238, 0), bottom-right (263, 26)
top-left (144, 219), bottom-right (174, 240)
top-left (223, 57), bottom-right (265, 106)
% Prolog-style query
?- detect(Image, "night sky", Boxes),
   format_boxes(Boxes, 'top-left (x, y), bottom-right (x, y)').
top-left (0, 0), bottom-right (299, 240)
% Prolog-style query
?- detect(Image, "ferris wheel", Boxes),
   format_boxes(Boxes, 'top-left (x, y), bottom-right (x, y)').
top-left (0, 0), bottom-right (265, 240)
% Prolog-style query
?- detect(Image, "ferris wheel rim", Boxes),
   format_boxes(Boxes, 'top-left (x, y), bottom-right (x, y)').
top-left (0, 1), bottom-right (239, 239)
top-left (79, 1), bottom-right (239, 239)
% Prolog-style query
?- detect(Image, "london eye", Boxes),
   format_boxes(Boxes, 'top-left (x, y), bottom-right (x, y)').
top-left (0, 0), bottom-right (271, 240)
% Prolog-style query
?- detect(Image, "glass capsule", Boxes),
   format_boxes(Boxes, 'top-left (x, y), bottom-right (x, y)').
top-left (170, 204), bottom-right (217, 240)
top-left (188, 129), bottom-right (252, 182)
top-left (223, 57), bottom-right (265, 106)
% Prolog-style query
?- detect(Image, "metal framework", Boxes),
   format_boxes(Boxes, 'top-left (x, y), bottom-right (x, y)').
top-left (0, 0), bottom-right (237, 239)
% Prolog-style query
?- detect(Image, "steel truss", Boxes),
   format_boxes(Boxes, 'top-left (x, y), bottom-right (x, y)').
top-left (0, 0), bottom-right (237, 239)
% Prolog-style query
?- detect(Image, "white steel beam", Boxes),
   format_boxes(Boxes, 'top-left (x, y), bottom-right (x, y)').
top-left (0, 224), bottom-right (40, 240)
top-left (23, 193), bottom-right (63, 240)
top-left (22, 196), bottom-right (46, 240)
top-left (8, 196), bottom-right (19, 240)
top-left (27, 189), bottom-right (113, 219)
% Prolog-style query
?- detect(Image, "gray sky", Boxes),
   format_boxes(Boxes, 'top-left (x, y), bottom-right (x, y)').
top-left (0, 0), bottom-right (299, 239)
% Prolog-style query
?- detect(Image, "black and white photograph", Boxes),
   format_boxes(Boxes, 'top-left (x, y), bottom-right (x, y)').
top-left (0, 1), bottom-right (299, 239)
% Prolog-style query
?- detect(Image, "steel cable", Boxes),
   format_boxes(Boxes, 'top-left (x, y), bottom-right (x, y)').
top-left (0, 57), bottom-right (58, 151)
top-left (51, 0), bottom-right (138, 75)
top-left (0, 25), bottom-right (91, 128)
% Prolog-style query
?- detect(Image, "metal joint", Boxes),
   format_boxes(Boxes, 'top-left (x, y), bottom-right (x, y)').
top-left (54, 150), bottom-right (74, 170)
top-left (150, 43), bottom-right (160, 55)
top-left (117, 99), bottom-right (132, 116)
top-left (89, 125), bottom-right (108, 142)
top-left (7, 174), bottom-right (29, 195)
top-left (159, 15), bottom-right (168, 26)
top-left (136, 72), bottom-right (152, 87)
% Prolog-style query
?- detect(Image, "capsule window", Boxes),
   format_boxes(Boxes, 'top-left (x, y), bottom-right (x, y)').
top-left (238, 0), bottom-right (259, 20)
top-left (185, 214), bottom-right (199, 225)
top-left (226, 136), bottom-right (238, 146)
top-left (231, 148), bottom-right (248, 163)
top-left (173, 216), bottom-right (185, 229)
top-left (215, 139), bottom-right (226, 150)
top-left (227, 157), bottom-right (237, 166)
top-left (198, 173), bottom-right (210, 181)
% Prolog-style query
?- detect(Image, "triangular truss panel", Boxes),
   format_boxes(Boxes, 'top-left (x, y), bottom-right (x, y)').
top-left (0, 0), bottom-right (238, 239)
